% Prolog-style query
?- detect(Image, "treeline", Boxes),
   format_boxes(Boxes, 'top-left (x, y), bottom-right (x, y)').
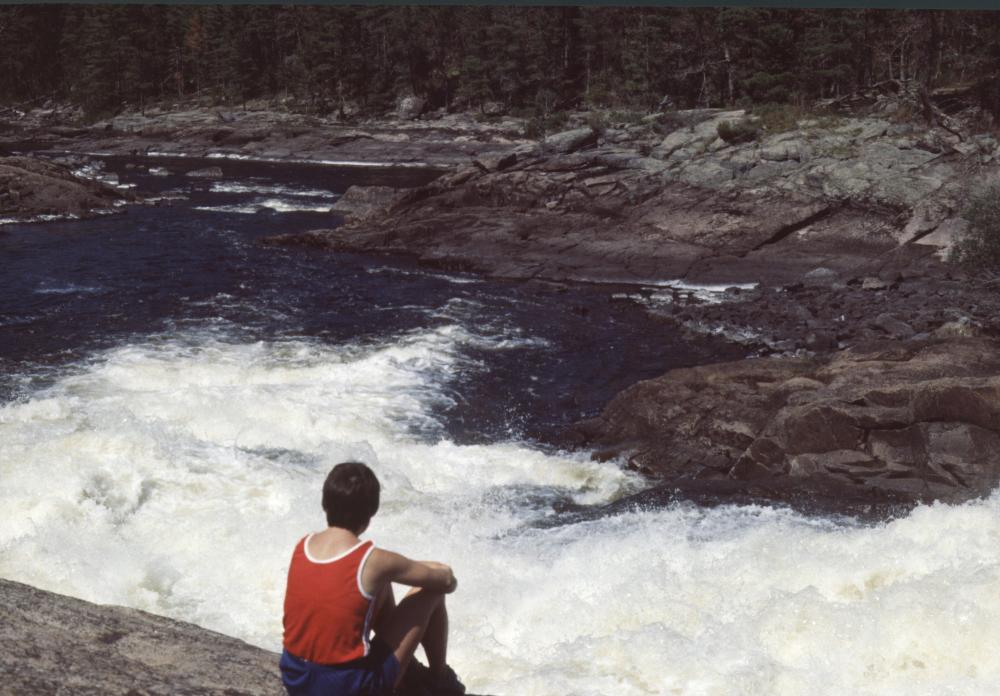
top-left (2, 6), bottom-right (1000, 118)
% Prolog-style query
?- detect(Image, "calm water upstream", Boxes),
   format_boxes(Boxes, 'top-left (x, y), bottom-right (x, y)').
top-left (1, 155), bottom-right (999, 695)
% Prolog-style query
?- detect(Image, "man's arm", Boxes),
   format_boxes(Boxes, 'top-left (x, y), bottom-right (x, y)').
top-left (364, 549), bottom-right (457, 595)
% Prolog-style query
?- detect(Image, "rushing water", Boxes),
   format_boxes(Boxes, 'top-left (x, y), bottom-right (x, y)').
top-left (2, 156), bottom-right (999, 696)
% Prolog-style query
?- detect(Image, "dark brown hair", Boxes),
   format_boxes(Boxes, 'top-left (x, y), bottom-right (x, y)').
top-left (321, 462), bottom-right (380, 532)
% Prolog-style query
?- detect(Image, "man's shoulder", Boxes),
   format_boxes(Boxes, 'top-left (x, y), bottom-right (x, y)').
top-left (366, 546), bottom-right (409, 573)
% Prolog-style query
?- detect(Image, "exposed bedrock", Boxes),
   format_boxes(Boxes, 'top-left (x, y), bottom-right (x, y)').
top-left (1, 104), bottom-right (524, 167)
top-left (0, 577), bottom-right (282, 695)
top-left (0, 578), bottom-right (485, 696)
top-left (568, 337), bottom-right (1000, 507)
top-left (651, 272), bottom-right (1000, 355)
top-left (0, 155), bottom-right (129, 221)
top-left (279, 109), bottom-right (996, 285)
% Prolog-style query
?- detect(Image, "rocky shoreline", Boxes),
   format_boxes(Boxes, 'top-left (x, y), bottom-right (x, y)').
top-left (277, 106), bottom-right (991, 286)
top-left (7, 99), bottom-right (1000, 508)
top-left (0, 155), bottom-right (132, 223)
top-left (0, 102), bottom-right (526, 169)
top-left (264, 103), bottom-right (1000, 510)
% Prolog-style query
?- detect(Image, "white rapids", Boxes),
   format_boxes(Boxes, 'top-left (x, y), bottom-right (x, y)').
top-left (2, 324), bottom-right (999, 696)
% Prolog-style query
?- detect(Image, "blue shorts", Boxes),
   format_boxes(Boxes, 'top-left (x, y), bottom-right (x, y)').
top-left (279, 639), bottom-right (401, 696)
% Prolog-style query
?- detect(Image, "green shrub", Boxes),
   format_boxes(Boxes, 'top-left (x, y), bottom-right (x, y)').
top-left (523, 119), bottom-right (544, 139)
top-left (649, 109), bottom-right (690, 136)
top-left (717, 118), bottom-right (760, 144)
top-left (522, 110), bottom-right (570, 140)
top-left (952, 183), bottom-right (1000, 268)
top-left (749, 102), bottom-right (808, 133)
top-left (608, 110), bottom-right (646, 127)
top-left (585, 111), bottom-right (608, 134)
top-left (474, 112), bottom-right (503, 124)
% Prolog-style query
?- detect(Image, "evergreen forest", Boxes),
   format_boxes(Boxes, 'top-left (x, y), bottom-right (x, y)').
top-left (2, 6), bottom-right (999, 119)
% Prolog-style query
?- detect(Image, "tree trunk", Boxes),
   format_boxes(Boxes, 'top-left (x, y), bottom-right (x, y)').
top-left (723, 42), bottom-right (733, 105)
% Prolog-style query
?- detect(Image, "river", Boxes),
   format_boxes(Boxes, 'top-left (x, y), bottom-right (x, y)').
top-left (1, 156), bottom-right (998, 695)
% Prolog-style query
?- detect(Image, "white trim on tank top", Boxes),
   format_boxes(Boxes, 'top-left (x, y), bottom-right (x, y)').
top-left (356, 543), bottom-right (376, 601)
top-left (302, 535), bottom-right (366, 564)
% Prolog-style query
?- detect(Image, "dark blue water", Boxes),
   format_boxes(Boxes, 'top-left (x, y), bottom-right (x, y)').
top-left (0, 155), bottom-right (744, 445)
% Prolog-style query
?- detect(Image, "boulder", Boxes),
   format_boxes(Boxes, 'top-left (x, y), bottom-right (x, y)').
top-left (473, 152), bottom-right (518, 172)
top-left (569, 338), bottom-right (1000, 507)
top-left (397, 95), bottom-right (426, 121)
top-left (872, 312), bottom-right (916, 339)
top-left (803, 267), bottom-right (840, 286)
top-left (917, 217), bottom-right (968, 259)
top-left (542, 127), bottom-right (599, 154)
top-left (652, 109), bottom-right (746, 159)
top-left (861, 277), bottom-right (890, 290)
top-left (481, 101), bottom-right (506, 117)
top-left (330, 185), bottom-right (408, 223)
top-left (935, 317), bottom-right (978, 338)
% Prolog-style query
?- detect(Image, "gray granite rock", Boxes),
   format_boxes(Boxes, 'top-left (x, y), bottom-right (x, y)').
top-left (542, 127), bottom-right (599, 154)
top-left (0, 578), bottom-right (282, 695)
top-left (0, 579), bottom-right (487, 696)
top-left (331, 185), bottom-right (408, 223)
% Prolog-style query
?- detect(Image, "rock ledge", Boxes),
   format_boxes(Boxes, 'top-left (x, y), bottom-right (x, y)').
top-left (0, 577), bottom-right (281, 695)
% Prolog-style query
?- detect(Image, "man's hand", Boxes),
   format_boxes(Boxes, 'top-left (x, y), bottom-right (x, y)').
top-left (421, 561), bottom-right (457, 594)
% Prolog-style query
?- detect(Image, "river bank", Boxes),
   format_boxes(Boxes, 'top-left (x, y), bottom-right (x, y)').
top-left (0, 101), bottom-right (526, 169)
top-left (262, 101), bottom-right (1000, 510)
top-left (7, 98), bottom-right (1000, 508)
top-left (0, 155), bottom-right (133, 223)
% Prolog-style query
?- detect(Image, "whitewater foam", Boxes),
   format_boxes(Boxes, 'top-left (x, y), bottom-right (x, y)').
top-left (34, 283), bottom-right (105, 295)
top-left (197, 151), bottom-right (435, 169)
top-left (193, 197), bottom-right (333, 214)
top-left (2, 325), bottom-right (999, 695)
top-left (209, 181), bottom-right (336, 198)
top-left (0, 206), bottom-right (125, 226)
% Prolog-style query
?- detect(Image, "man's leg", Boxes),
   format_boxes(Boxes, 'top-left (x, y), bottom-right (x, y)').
top-left (375, 586), bottom-right (449, 688)
top-left (421, 592), bottom-right (448, 678)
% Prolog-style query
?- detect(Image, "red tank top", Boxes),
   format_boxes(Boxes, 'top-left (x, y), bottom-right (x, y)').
top-left (282, 535), bottom-right (376, 664)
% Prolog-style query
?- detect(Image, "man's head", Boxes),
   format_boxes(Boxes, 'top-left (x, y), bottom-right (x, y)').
top-left (322, 462), bottom-right (380, 533)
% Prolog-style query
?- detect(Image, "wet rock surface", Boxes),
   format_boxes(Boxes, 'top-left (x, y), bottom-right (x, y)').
top-left (569, 338), bottom-right (1000, 508)
top-left (0, 155), bottom-right (129, 221)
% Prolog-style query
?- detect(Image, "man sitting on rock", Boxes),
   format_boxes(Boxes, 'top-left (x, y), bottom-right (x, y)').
top-left (281, 461), bottom-right (465, 696)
